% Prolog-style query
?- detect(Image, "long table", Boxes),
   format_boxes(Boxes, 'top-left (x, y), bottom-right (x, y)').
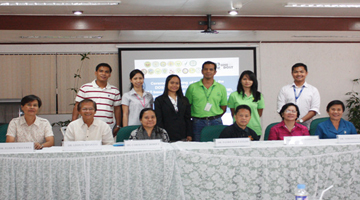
top-left (1, 140), bottom-right (360, 200)
top-left (0, 144), bottom-right (183, 200)
top-left (173, 141), bottom-right (360, 200)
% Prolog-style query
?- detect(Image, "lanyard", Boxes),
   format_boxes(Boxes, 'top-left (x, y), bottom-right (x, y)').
top-left (293, 85), bottom-right (305, 103)
top-left (202, 85), bottom-right (214, 102)
top-left (135, 94), bottom-right (146, 108)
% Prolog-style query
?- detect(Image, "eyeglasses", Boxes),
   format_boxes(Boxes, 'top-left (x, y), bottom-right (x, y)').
top-left (81, 108), bottom-right (95, 111)
top-left (285, 110), bottom-right (297, 114)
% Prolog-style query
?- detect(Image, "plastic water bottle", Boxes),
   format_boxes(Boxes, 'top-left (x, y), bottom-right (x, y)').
top-left (295, 184), bottom-right (308, 200)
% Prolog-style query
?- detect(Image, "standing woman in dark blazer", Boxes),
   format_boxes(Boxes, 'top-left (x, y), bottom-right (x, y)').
top-left (155, 75), bottom-right (192, 141)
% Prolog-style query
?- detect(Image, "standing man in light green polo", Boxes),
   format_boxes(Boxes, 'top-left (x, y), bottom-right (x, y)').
top-left (185, 61), bottom-right (227, 141)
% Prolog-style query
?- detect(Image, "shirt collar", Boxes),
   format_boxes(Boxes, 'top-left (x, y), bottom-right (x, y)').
top-left (92, 79), bottom-right (110, 89)
top-left (234, 122), bottom-right (248, 133)
top-left (279, 120), bottom-right (302, 128)
top-left (80, 117), bottom-right (97, 128)
top-left (199, 79), bottom-right (218, 87)
top-left (19, 116), bottom-right (40, 127)
top-left (326, 118), bottom-right (345, 130)
top-left (130, 88), bottom-right (149, 97)
top-left (291, 82), bottom-right (308, 88)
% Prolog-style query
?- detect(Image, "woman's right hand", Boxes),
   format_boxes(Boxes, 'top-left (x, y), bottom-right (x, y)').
top-left (34, 142), bottom-right (43, 150)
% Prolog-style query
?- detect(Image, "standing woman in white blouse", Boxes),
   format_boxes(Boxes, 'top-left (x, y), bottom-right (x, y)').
top-left (122, 69), bottom-right (154, 126)
top-left (155, 75), bottom-right (192, 141)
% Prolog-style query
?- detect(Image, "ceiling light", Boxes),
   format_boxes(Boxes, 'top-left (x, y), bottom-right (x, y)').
top-left (228, 10), bottom-right (238, 15)
top-left (228, 2), bottom-right (241, 15)
top-left (0, 1), bottom-right (121, 6)
top-left (285, 3), bottom-right (360, 8)
top-left (20, 35), bottom-right (103, 39)
top-left (73, 11), bottom-right (83, 15)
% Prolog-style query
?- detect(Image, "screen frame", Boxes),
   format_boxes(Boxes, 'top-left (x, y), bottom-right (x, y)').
top-left (118, 47), bottom-right (257, 95)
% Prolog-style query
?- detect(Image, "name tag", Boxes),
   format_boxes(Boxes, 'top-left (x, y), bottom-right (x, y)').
top-left (62, 141), bottom-right (102, 151)
top-left (337, 135), bottom-right (360, 143)
top-left (283, 136), bottom-right (319, 145)
top-left (214, 138), bottom-right (251, 147)
top-left (0, 142), bottom-right (34, 153)
top-left (124, 139), bottom-right (162, 150)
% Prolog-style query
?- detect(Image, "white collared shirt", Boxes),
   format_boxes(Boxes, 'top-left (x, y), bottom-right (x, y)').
top-left (64, 118), bottom-right (114, 145)
top-left (75, 79), bottom-right (121, 125)
top-left (277, 82), bottom-right (321, 128)
top-left (121, 89), bottom-right (154, 125)
top-left (6, 116), bottom-right (54, 143)
top-left (168, 95), bottom-right (178, 112)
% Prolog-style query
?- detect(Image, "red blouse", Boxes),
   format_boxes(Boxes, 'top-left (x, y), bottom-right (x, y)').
top-left (268, 121), bottom-right (309, 140)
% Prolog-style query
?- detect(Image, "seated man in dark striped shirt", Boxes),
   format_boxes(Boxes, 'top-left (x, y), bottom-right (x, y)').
top-left (219, 105), bottom-right (259, 141)
top-left (72, 63), bottom-right (121, 137)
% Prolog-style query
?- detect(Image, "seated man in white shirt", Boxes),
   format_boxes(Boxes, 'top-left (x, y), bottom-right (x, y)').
top-left (65, 99), bottom-right (114, 145)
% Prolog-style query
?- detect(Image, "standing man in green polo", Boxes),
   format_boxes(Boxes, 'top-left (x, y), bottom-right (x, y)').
top-left (185, 61), bottom-right (227, 141)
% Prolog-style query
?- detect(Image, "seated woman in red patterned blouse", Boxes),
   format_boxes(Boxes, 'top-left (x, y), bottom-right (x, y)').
top-left (268, 103), bottom-right (309, 140)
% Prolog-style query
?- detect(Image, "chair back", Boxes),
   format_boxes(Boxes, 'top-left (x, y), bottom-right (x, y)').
top-left (264, 122), bottom-right (280, 140)
top-left (0, 124), bottom-right (9, 143)
top-left (60, 126), bottom-right (67, 136)
top-left (200, 125), bottom-right (227, 142)
top-left (116, 125), bottom-right (140, 142)
top-left (309, 117), bottom-right (329, 135)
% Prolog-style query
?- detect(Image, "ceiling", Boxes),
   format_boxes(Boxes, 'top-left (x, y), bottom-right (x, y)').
top-left (1, 0), bottom-right (360, 43)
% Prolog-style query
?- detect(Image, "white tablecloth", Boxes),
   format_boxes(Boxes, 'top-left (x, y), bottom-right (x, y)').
top-left (1, 140), bottom-right (360, 200)
top-left (0, 144), bottom-right (183, 200)
top-left (173, 140), bottom-right (360, 200)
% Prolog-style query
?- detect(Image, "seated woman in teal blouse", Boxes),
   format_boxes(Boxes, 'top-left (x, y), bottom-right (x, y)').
top-left (315, 100), bottom-right (357, 139)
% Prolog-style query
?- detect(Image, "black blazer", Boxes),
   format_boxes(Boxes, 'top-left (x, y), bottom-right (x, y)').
top-left (154, 94), bottom-right (192, 141)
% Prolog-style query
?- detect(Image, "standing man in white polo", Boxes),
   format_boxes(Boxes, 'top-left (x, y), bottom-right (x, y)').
top-left (277, 63), bottom-right (320, 129)
top-left (72, 63), bottom-right (121, 136)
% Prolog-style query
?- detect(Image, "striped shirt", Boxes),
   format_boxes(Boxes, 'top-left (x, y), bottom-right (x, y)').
top-left (75, 79), bottom-right (121, 125)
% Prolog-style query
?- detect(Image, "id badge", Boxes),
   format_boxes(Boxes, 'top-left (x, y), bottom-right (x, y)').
top-left (204, 103), bottom-right (212, 111)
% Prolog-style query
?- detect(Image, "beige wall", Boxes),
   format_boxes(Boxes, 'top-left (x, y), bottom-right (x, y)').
top-left (259, 43), bottom-right (360, 137)
top-left (0, 52), bottom-right (118, 114)
top-left (1, 43), bottom-right (360, 137)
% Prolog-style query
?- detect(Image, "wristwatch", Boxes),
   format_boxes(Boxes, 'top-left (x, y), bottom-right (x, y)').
top-left (115, 125), bottom-right (120, 128)
top-left (299, 119), bottom-right (304, 123)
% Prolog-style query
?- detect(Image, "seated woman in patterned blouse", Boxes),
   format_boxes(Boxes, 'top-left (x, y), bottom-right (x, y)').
top-left (129, 108), bottom-right (170, 142)
top-left (6, 95), bottom-right (54, 149)
top-left (268, 103), bottom-right (309, 140)
top-left (315, 100), bottom-right (357, 139)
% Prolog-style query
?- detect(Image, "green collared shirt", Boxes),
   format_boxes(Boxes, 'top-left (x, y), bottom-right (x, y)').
top-left (185, 79), bottom-right (227, 118)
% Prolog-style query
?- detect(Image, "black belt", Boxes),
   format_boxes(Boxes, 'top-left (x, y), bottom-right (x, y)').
top-left (192, 115), bottom-right (222, 120)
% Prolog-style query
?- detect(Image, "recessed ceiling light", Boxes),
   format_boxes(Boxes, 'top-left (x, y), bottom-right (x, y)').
top-left (285, 3), bottom-right (360, 8)
top-left (228, 10), bottom-right (238, 15)
top-left (73, 10), bottom-right (83, 15)
top-left (0, 1), bottom-right (121, 6)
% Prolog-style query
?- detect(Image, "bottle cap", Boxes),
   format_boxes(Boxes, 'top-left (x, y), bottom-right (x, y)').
top-left (297, 184), bottom-right (306, 189)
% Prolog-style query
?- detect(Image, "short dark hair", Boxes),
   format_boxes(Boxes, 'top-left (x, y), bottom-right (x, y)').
top-left (139, 108), bottom-right (156, 120)
top-left (129, 69), bottom-right (145, 90)
top-left (326, 100), bottom-right (345, 112)
top-left (77, 99), bottom-right (97, 112)
top-left (202, 61), bottom-right (217, 71)
top-left (21, 95), bottom-right (42, 108)
top-left (95, 63), bottom-right (112, 73)
top-left (291, 63), bottom-right (307, 73)
top-left (279, 103), bottom-right (300, 120)
top-left (235, 105), bottom-right (251, 115)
